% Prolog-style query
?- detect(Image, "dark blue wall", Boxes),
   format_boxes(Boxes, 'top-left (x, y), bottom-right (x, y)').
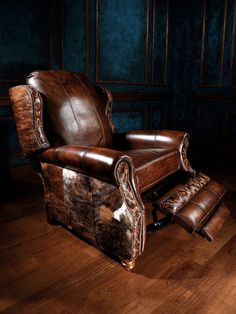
top-left (0, 0), bottom-right (62, 168)
top-left (0, 0), bottom-right (236, 170)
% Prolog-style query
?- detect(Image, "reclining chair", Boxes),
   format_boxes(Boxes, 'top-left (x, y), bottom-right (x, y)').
top-left (9, 70), bottom-right (230, 271)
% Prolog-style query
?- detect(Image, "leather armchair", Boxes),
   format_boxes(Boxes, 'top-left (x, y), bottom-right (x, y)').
top-left (9, 70), bottom-right (229, 270)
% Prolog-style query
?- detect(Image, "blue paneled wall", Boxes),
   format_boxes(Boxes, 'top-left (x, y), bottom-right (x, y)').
top-left (0, 0), bottom-right (236, 170)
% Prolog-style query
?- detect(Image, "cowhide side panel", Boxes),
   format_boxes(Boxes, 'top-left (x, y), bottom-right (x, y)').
top-left (9, 85), bottom-right (50, 157)
top-left (41, 163), bottom-right (96, 243)
top-left (40, 162), bottom-right (145, 262)
top-left (92, 162), bottom-right (145, 261)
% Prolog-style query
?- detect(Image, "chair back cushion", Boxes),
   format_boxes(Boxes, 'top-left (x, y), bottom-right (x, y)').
top-left (27, 70), bottom-right (113, 147)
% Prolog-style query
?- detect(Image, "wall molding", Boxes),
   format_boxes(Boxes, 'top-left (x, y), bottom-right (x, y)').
top-left (189, 93), bottom-right (236, 104)
top-left (112, 92), bottom-right (172, 101)
top-left (95, 0), bottom-right (149, 85)
top-left (151, 0), bottom-right (169, 86)
top-left (61, 0), bottom-right (89, 76)
top-left (230, 0), bottom-right (236, 87)
top-left (199, 0), bottom-right (228, 88)
top-left (0, 97), bottom-right (11, 106)
top-left (113, 107), bottom-right (148, 129)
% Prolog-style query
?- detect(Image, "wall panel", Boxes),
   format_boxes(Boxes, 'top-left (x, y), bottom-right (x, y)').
top-left (152, 0), bottom-right (169, 85)
top-left (96, 0), bottom-right (149, 84)
top-left (0, 0), bottom-right (51, 83)
top-left (200, 0), bottom-right (227, 87)
top-left (62, 0), bottom-right (89, 74)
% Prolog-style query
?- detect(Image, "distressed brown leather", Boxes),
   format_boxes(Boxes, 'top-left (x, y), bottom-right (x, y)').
top-left (125, 149), bottom-right (180, 192)
top-left (27, 70), bottom-right (113, 148)
top-left (9, 85), bottom-right (50, 157)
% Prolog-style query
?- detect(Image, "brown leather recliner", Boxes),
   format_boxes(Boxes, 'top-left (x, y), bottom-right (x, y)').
top-left (9, 70), bottom-right (230, 270)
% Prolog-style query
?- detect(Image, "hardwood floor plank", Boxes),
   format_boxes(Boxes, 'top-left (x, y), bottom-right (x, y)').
top-left (0, 165), bottom-right (235, 314)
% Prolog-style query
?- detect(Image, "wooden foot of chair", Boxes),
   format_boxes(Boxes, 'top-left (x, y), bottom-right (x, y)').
top-left (47, 213), bottom-right (58, 225)
top-left (121, 259), bottom-right (136, 271)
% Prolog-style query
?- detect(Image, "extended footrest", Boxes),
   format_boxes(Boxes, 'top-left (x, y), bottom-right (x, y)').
top-left (157, 173), bottom-right (230, 241)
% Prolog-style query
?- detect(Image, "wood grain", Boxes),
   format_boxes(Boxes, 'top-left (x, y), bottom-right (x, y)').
top-left (0, 161), bottom-right (235, 314)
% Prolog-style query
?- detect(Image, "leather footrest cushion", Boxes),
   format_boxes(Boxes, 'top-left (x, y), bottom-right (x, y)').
top-left (200, 203), bottom-right (230, 241)
top-left (174, 180), bottom-right (226, 233)
top-left (159, 174), bottom-right (227, 236)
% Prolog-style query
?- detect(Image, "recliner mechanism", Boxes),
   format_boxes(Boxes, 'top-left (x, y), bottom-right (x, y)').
top-left (146, 191), bottom-right (171, 233)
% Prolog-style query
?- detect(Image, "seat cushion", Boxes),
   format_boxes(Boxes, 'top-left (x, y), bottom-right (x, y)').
top-left (125, 149), bottom-right (180, 193)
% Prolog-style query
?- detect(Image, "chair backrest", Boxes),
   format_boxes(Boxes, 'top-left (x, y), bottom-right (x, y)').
top-left (26, 70), bottom-right (113, 148)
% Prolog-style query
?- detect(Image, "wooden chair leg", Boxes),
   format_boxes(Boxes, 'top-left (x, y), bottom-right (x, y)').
top-left (46, 212), bottom-right (58, 225)
top-left (121, 259), bottom-right (136, 271)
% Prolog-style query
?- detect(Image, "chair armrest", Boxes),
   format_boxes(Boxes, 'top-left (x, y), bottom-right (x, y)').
top-left (39, 145), bottom-right (133, 186)
top-left (114, 130), bottom-right (196, 174)
top-left (115, 130), bottom-right (188, 151)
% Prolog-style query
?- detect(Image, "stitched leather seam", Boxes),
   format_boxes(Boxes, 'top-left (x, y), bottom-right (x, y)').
top-left (204, 186), bottom-right (220, 198)
top-left (53, 71), bottom-right (81, 136)
top-left (154, 131), bottom-right (158, 148)
top-left (194, 188), bottom-right (226, 231)
top-left (73, 73), bottom-right (106, 146)
top-left (189, 199), bottom-right (208, 213)
top-left (80, 147), bottom-right (93, 169)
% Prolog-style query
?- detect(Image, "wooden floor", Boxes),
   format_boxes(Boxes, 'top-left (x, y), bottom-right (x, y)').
top-left (0, 160), bottom-right (236, 314)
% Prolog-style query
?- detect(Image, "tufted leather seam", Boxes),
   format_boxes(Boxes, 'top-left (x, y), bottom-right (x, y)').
top-left (154, 131), bottom-right (158, 148)
top-left (189, 199), bottom-right (208, 213)
top-left (73, 73), bottom-right (106, 146)
top-left (194, 188), bottom-right (226, 232)
top-left (204, 186), bottom-right (221, 198)
top-left (52, 71), bottom-right (81, 136)
top-left (81, 147), bottom-right (94, 169)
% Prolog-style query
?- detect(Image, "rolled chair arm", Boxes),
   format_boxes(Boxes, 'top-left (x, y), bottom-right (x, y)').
top-left (116, 130), bottom-right (187, 150)
top-left (114, 130), bottom-right (196, 174)
top-left (39, 145), bottom-right (134, 186)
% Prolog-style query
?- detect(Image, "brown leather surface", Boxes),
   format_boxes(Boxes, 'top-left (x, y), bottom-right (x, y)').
top-left (114, 130), bottom-right (195, 175)
top-left (116, 130), bottom-right (189, 150)
top-left (39, 145), bottom-right (132, 186)
top-left (200, 203), bottom-right (230, 241)
top-left (176, 180), bottom-right (226, 233)
top-left (27, 70), bottom-right (113, 147)
top-left (125, 149), bottom-right (180, 193)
